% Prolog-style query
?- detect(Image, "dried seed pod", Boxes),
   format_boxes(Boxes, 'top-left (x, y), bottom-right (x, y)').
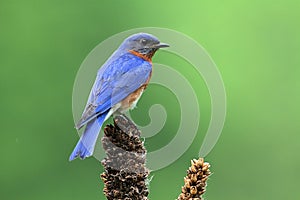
top-left (177, 158), bottom-right (211, 200)
top-left (101, 115), bottom-right (149, 200)
top-left (190, 186), bottom-right (197, 195)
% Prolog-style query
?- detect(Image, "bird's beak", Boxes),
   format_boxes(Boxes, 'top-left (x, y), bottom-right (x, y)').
top-left (153, 42), bottom-right (170, 49)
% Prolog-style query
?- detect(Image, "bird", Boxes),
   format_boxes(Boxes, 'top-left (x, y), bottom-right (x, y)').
top-left (69, 33), bottom-right (169, 161)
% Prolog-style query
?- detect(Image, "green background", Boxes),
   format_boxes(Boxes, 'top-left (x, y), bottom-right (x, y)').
top-left (1, 0), bottom-right (299, 199)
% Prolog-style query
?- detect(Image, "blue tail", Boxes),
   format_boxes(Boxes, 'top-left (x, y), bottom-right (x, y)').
top-left (69, 112), bottom-right (108, 161)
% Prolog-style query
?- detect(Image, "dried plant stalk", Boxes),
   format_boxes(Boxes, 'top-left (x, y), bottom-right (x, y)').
top-left (177, 158), bottom-right (211, 200)
top-left (100, 115), bottom-right (212, 200)
top-left (100, 115), bottom-right (149, 200)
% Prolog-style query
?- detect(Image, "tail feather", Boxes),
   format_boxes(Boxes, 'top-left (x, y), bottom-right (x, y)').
top-left (69, 112), bottom-right (108, 161)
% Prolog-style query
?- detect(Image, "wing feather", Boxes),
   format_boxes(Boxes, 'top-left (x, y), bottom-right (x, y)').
top-left (76, 53), bottom-right (152, 129)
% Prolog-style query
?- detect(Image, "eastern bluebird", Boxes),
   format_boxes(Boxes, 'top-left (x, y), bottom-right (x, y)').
top-left (69, 33), bottom-right (169, 161)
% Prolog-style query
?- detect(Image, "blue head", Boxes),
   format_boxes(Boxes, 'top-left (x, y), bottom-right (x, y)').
top-left (119, 33), bottom-right (169, 59)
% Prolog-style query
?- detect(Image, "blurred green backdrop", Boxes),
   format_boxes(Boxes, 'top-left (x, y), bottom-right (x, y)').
top-left (1, 0), bottom-right (299, 199)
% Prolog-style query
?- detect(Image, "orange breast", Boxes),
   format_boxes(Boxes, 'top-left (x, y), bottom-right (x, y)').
top-left (128, 50), bottom-right (153, 63)
top-left (120, 86), bottom-right (146, 111)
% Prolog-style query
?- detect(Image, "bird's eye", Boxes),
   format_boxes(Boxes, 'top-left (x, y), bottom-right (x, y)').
top-left (140, 39), bottom-right (147, 44)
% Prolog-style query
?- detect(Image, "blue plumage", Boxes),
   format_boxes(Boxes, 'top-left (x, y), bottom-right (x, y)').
top-left (69, 33), bottom-right (168, 161)
top-left (69, 111), bottom-right (108, 161)
top-left (95, 54), bottom-right (152, 113)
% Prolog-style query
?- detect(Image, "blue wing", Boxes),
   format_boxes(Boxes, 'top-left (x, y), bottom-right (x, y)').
top-left (76, 52), bottom-right (152, 129)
